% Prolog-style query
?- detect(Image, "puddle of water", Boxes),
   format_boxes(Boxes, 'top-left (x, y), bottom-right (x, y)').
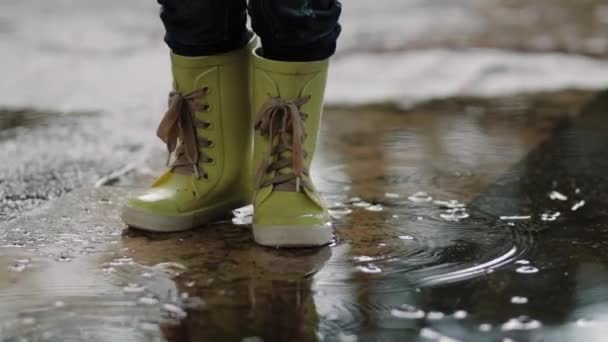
top-left (3, 89), bottom-right (608, 341)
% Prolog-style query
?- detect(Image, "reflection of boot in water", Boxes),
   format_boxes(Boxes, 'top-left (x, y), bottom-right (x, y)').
top-left (249, 246), bottom-right (332, 342)
top-left (159, 246), bottom-right (332, 342)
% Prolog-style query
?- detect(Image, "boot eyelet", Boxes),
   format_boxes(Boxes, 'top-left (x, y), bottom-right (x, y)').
top-left (207, 141), bottom-right (215, 148)
top-left (203, 173), bottom-right (209, 180)
top-left (207, 157), bottom-right (216, 165)
top-left (202, 86), bottom-right (211, 94)
top-left (202, 104), bottom-right (212, 112)
top-left (206, 122), bottom-right (214, 130)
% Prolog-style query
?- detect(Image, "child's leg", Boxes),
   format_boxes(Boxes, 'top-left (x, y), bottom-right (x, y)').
top-left (248, 0), bottom-right (342, 61)
top-left (158, 0), bottom-right (249, 56)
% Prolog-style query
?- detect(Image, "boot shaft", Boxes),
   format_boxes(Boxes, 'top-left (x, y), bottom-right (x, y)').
top-left (250, 49), bottom-right (329, 188)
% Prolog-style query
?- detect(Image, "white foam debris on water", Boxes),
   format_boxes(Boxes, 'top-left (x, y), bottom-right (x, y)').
top-left (501, 316), bottom-right (542, 331)
top-left (385, 192), bottom-right (400, 199)
top-left (329, 208), bottom-right (353, 219)
top-left (353, 201), bottom-right (372, 208)
top-left (576, 318), bottom-right (596, 327)
top-left (391, 305), bottom-right (425, 319)
top-left (572, 200), bottom-right (586, 211)
top-left (356, 264), bottom-right (382, 274)
top-left (352, 256), bottom-right (376, 262)
top-left (515, 260), bottom-right (531, 265)
top-left (541, 211), bottom-right (561, 222)
top-left (399, 235), bottom-right (415, 240)
top-left (549, 191), bottom-right (568, 201)
top-left (408, 192), bottom-right (433, 203)
top-left (511, 296), bottom-right (529, 304)
top-left (440, 208), bottom-right (470, 222)
top-left (427, 311), bottom-right (445, 320)
top-left (365, 204), bottom-right (384, 212)
top-left (434, 200), bottom-right (466, 209)
top-left (478, 323), bottom-right (493, 332)
top-left (453, 310), bottom-right (468, 319)
top-left (516, 266), bottom-right (540, 274)
top-left (500, 215), bottom-right (532, 221)
top-left (419, 328), bottom-right (461, 342)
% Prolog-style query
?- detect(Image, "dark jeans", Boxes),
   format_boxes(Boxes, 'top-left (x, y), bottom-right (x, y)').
top-left (158, 0), bottom-right (342, 61)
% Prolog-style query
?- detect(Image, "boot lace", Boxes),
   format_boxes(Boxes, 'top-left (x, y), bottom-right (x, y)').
top-left (254, 95), bottom-right (312, 192)
top-left (156, 87), bottom-right (214, 179)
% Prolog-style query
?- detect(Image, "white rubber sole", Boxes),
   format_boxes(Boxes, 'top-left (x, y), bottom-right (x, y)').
top-left (252, 223), bottom-right (333, 248)
top-left (121, 200), bottom-right (247, 233)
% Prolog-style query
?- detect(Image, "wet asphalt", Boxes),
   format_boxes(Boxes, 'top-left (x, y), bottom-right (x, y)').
top-left (3, 1), bottom-right (608, 341)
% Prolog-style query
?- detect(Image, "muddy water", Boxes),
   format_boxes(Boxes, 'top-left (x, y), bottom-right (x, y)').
top-left (1, 89), bottom-right (607, 341)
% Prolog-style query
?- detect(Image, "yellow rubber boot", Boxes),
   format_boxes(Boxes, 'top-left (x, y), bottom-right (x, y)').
top-left (250, 49), bottom-right (333, 247)
top-left (122, 37), bottom-right (256, 232)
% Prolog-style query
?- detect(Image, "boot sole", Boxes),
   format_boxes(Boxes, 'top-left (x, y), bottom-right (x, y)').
top-left (252, 223), bottom-right (333, 248)
top-left (122, 199), bottom-right (249, 233)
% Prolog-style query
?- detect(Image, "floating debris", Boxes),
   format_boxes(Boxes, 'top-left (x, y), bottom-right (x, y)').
top-left (391, 305), bottom-right (425, 319)
top-left (233, 205), bottom-right (253, 217)
top-left (511, 296), bottom-right (528, 304)
top-left (352, 256), bottom-right (375, 262)
top-left (515, 260), bottom-right (531, 265)
top-left (329, 208), bottom-right (353, 219)
top-left (434, 199), bottom-right (465, 208)
top-left (427, 311), bottom-right (445, 320)
top-left (408, 192), bottom-right (433, 203)
top-left (399, 235), bottom-right (415, 240)
top-left (55, 252), bottom-right (73, 262)
top-left (356, 264), bottom-right (382, 274)
top-left (478, 324), bottom-right (492, 332)
top-left (576, 318), bottom-right (596, 327)
top-left (385, 192), bottom-right (400, 199)
top-left (419, 328), bottom-right (460, 342)
top-left (549, 191), bottom-right (568, 201)
top-left (440, 208), bottom-right (470, 222)
top-left (499, 215), bottom-right (531, 221)
top-left (365, 204), bottom-right (384, 212)
top-left (352, 201), bottom-right (372, 208)
top-left (516, 266), bottom-right (539, 274)
top-left (501, 316), bottom-right (542, 331)
top-left (541, 212), bottom-right (561, 222)
top-left (108, 256), bottom-right (134, 266)
top-left (572, 200), bottom-right (586, 211)
top-left (453, 310), bottom-right (468, 319)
